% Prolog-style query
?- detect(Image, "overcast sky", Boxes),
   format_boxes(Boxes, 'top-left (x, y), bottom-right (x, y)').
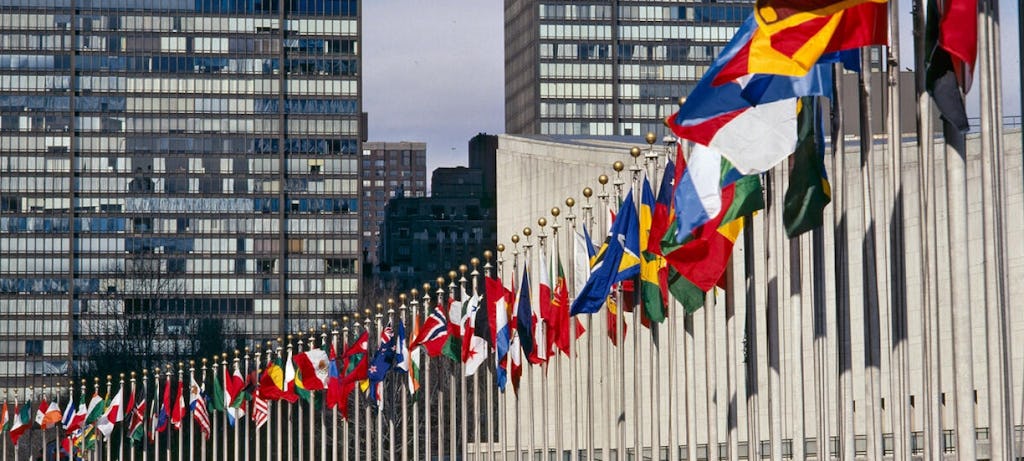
top-left (363, 0), bottom-right (1021, 175)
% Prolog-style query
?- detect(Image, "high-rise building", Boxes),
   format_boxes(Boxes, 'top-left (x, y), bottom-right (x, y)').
top-left (360, 141), bottom-right (427, 269)
top-left (0, 0), bottom-right (362, 390)
top-left (504, 0), bottom-right (749, 137)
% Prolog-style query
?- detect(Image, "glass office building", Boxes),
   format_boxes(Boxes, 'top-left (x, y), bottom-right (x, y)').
top-left (505, 0), bottom-right (749, 137)
top-left (0, 0), bottom-right (361, 390)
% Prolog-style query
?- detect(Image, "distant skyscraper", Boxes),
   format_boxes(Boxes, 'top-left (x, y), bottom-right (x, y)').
top-left (0, 0), bottom-right (361, 390)
top-left (504, 0), bottom-right (749, 137)
top-left (360, 141), bottom-right (427, 268)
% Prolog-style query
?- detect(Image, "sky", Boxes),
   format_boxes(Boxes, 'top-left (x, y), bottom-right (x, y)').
top-left (363, 0), bottom-right (1021, 175)
top-left (362, 0), bottom-right (504, 175)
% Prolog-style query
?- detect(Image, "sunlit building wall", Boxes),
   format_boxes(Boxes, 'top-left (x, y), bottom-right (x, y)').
top-left (0, 0), bottom-right (362, 390)
top-left (504, 0), bottom-right (749, 137)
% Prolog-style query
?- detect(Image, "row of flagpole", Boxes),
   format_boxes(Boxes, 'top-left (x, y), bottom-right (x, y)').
top-left (1, 0), bottom-right (1020, 459)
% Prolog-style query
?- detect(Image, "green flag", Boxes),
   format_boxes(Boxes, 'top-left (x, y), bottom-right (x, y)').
top-left (783, 97), bottom-right (831, 238)
top-left (210, 370), bottom-right (225, 412)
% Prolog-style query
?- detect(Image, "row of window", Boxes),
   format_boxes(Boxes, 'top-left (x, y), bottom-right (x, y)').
top-left (3, 158), bottom-right (358, 176)
top-left (539, 4), bottom-right (747, 23)
top-left (0, 54), bottom-right (359, 78)
top-left (0, 75), bottom-right (357, 97)
top-left (3, 256), bottom-right (359, 276)
top-left (0, 136), bottom-right (359, 155)
top-left (0, 276), bottom-right (358, 294)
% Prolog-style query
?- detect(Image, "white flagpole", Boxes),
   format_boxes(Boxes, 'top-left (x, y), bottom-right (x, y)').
top-left (884, 2), bottom-right (911, 458)
top-left (307, 329), bottom-right (319, 461)
top-left (363, 313), bottom-right (373, 461)
top-left (340, 321), bottom-right (350, 461)
top-left (830, 62), bottom-right (856, 461)
top-left (436, 279), bottom-right (447, 461)
top-left (273, 343), bottom-right (283, 461)
top-left (187, 362), bottom-right (195, 461)
top-left (483, 251), bottom-right (498, 460)
top-left (283, 340), bottom-right (293, 461)
top-left (910, 1), bottom-right (942, 458)
top-left (398, 296), bottom-right (409, 461)
top-left (610, 162), bottom-right (627, 461)
top-left (421, 287), bottom-right (432, 461)
top-left (493, 248), bottom-right (508, 461)
top-left (129, 374), bottom-right (136, 461)
top-left (448, 272), bottom-right (460, 461)
top-left (742, 215), bottom-right (761, 461)
top-left (252, 350), bottom-right (260, 461)
top-left (626, 148), bottom-right (645, 461)
top-left (459, 267), bottom-right (470, 461)
top-left (230, 354), bottom-right (240, 461)
top-left (142, 371), bottom-right (150, 461)
top-left (857, 50), bottom-right (886, 461)
top-left (535, 222), bottom-right (552, 461)
top-left (811, 225), bottom-right (831, 461)
top-left (3, 390), bottom-right (6, 461)
top-left (579, 187), bottom-right (598, 461)
top-left (317, 327), bottom-right (328, 461)
top-left (330, 323), bottom-right (339, 461)
top-left (153, 368), bottom-right (162, 461)
top-left (510, 240), bottom-right (522, 461)
top-left (563, 197), bottom-right (581, 461)
top-left (349, 322), bottom-right (360, 461)
top-left (789, 235), bottom-right (807, 461)
top-left (378, 304), bottom-right (389, 461)
top-left (241, 350), bottom-right (250, 461)
top-left (549, 209), bottom-right (564, 461)
top-left (470, 260), bottom-right (482, 461)
top-left (220, 354), bottom-right (229, 461)
top-left (978, 0), bottom-right (1015, 458)
top-left (201, 359), bottom-right (208, 461)
top-left (521, 231), bottom-right (538, 461)
top-left (724, 263), bottom-right (739, 461)
top-left (765, 171), bottom-right (783, 461)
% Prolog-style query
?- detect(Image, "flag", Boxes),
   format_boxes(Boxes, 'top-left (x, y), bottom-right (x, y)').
top-left (442, 295), bottom-right (465, 362)
top-left (60, 395), bottom-right (75, 430)
top-left (0, 402), bottom-right (8, 434)
top-left (487, 276), bottom-right (513, 389)
top-left (65, 394), bottom-right (87, 433)
top-left (508, 335), bottom-right (524, 395)
top-left (534, 246), bottom-right (554, 362)
top-left (293, 347), bottom-right (330, 391)
top-left (9, 401), bottom-right (30, 445)
top-left (606, 296), bottom-right (628, 346)
top-left (190, 374), bottom-right (211, 439)
top-left (128, 395), bottom-right (147, 444)
top-left (34, 398), bottom-right (48, 427)
top-left (648, 157), bottom-right (677, 252)
top-left (155, 380), bottom-right (170, 433)
top-left (717, 5), bottom-right (887, 82)
top-left (407, 308), bottom-right (424, 394)
top-left (784, 97), bottom-right (831, 237)
top-left (550, 256), bottom-right (584, 355)
top-left (571, 190), bottom-right (642, 315)
top-left (258, 356), bottom-right (297, 403)
top-left (209, 369), bottom-right (225, 412)
top-left (367, 323), bottom-right (397, 409)
top-left (40, 397), bottom-right (62, 430)
top-left (84, 392), bottom-right (105, 425)
top-left (224, 365), bottom-right (246, 425)
top-left (229, 370), bottom-right (255, 420)
top-left (411, 303), bottom-right (450, 357)
top-left (754, 0), bottom-right (886, 33)
top-left (514, 266), bottom-right (536, 358)
top-left (325, 343), bottom-right (345, 410)
top-left (667, 15), bottom-right (836, 175)
top-left (925, 0), bottom-right (976, 132)
top-left (462, 294), bottom-right (490, 376)
top-left (170, 380), bottom-right (185, 430)
top-left (573, 225), bottom-right (596, 299)
top-left (339, 330), bottom-right (370, 418)
top-left (673, 144), bottom-right (724, 240)
top-left (664, 173), bottom-right (765, 292)
top-left (395, 320), bottom-right (411, 375)
top-left (96, 386), bottom-right (124, 438)
top-left (639, 176), bottom-right (668, 325)
top-left (252, 396), bottom-right (269, 430)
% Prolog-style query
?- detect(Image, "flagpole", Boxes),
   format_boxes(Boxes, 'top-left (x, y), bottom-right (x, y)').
top-left (881, 1), bottom-right (912, 458)
top-left (420, 287), bottom-right (432, 461)
top-left (493, 248), bottom-right (508, 461)
top-left (625, 148), bottom-right (647, 461)
top-left (436, 279), bottom-right (446, 461)
top-left (534, 222), bottom-right (552, 461)
top-left (458, 266), bottom-right (470, 461)
top-left (724, 262), bottom-right (739, 461)
top-left (763, 169), bottom-right (783, 461)
top-left (609, 161), bottom-right (628, 461)
top-left (548, 209), bottom-right (565, 461)
top-left (398, 296), bottom-right (409, 461)
top-left (978, 0), bottom-right (1015, 457)
top-left (483, 252), bottom-right (498, 460)
top-left (448, 271), bottom-right (460, 461)
top-left (912, 0), bottom-right (943, 455)
top-left (3, 390), bottom-right (6, 461)
top-left (644, 134), bottom-right (666, 461)
top-left (563, 198), bottom-right (581, 461)
top-left (470, 260), bottom-right (482, 460)
top-left (510, 239), bottom-right (522, 461)
top-left (580, 187), bottom-right (598, 461)
top-left (363, 311), bottom-right (374, 461)
top-left (827, 62), bottom-right (855, 461)
top-left (349, 323), bottom-right (360, 461)
top-left (380, 304), bottom-right (391, 461)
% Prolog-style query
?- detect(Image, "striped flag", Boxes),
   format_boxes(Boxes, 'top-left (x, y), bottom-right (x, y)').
top-left (411, 305), bottom-right (449, 357)
top-left (189, 373), bottom-right (211, 439)
top-left (252, 396), bottom-right (269, 430)
top-left (128, 397), bottom-right (147, 444)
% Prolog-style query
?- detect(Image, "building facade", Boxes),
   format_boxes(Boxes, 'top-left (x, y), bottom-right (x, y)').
top-left (0, 0), bottom-right (362, 390)
top-left (504, 0), bottom-right (749, 137)
top-left (359, 141), bottom-right (427, 270)
top-left (488, 131), bottom-right (1024, 460)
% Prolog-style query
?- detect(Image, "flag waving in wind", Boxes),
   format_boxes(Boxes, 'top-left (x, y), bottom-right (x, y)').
top-left (571, 190), bottom-right (641, 316)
